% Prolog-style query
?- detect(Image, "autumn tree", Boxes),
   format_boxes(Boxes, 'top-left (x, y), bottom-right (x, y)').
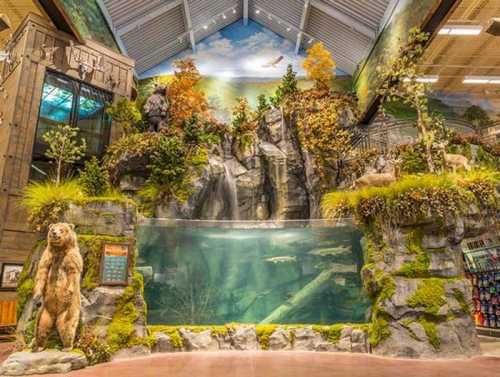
top-left (168, 58), bottom-right (210, 127)
top-left (303, 42), bottom-right (336, 90)
top-left (377, 28), bottom-right (437, 173)
top-left (43, 124), bottom-right (87, 185)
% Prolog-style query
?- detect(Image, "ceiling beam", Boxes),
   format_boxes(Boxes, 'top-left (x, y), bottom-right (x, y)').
top-left (310, 0), bottom-right (376, 40)
top-left (295, 0), bottom-right (311, 54)
top-left (95, 0), bottom-right (129, 56)
top-left (243, 0), bottom-right (249, 26)
top-left (116, 0), bottom-right (182, 36)
top-left (182, 0), bottom-right (196, 53)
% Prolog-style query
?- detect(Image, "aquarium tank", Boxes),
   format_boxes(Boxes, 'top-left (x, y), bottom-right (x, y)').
top-left (137, 220), bottom-right (370, 325)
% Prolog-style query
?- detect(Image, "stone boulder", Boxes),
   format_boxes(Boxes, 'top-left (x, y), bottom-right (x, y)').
top-left (152, 333), bottom-right (176, 353)
top-left (110, 346), bottom-right (151, 361)
top-left (0, 350), bottom-right (87, 376)
top-left (231, 326), bottom-right (258, 350)
top-left (268, 328), bottom-right (292, 351)
top-left (179, 329), bottom-right (219, 351)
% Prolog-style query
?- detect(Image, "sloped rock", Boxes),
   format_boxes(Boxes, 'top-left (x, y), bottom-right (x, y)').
top-left (1, 350), bottom-right (87, 376)
top-left (179, 329), bottom-right (218, 351)
top-left (152, 333), bottom-right (176, 353)
top-left (231, 326), bottom-right (258, 350)
top-left (292, 327), bottom-right (334, 352)
top-left (268, 328), bottom-right (292, 351)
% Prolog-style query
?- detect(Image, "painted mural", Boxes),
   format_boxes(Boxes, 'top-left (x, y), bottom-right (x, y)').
top-left (140, 20), bottom-right (351, 122)
top-left (354, 0), bottom-right (440, 116)
top-left (58, 0), bottom-right (119, 52)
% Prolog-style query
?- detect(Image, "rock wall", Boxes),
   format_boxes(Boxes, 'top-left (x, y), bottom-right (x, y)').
top-left (15, 200), bottom-right (146, 359)
top-left (148, 324), bottom-right (369, 354)
top-left (122, 108), bottom-right (354, 221)
top-left (362, 206), bottom-right (493, 358)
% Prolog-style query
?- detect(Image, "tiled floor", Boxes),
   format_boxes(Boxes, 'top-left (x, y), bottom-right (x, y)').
top-left (24, 351), bottom-right (500, 377)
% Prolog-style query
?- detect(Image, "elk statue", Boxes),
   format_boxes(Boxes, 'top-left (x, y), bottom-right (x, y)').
top-left (352, 156), bottom-right (401, 190)
top-left (437, 142), bottom-right (471, 173)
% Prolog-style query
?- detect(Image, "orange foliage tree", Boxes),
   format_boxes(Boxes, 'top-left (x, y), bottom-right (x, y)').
top-left (302, 42), bottom-right (336, 90)
top-left (168, 58), bottom-right (210, 126)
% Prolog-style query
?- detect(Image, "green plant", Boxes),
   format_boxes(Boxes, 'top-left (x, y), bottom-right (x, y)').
top-left (22, 180), bottom-right (84, 231)
top-left (377, 28), bottom-right (439, 173)
top-left (42, 124), bottom-right (87, 185)
top-left (463, 105), bottom-right (491, 130)
top-left (231, 97), bottom-right (258, 149)
top-left (272, 64), bottom-right (298, 107)
top-left (106, 98), bottom-right (143, 135)
top-left (256, 94), bottom-right (271, 119)
top-left (78, 157), bottom-right (110, 197)
top-left (76, 327), bottom-right (111, 365)
top-left (322, 170), bottom-right (498, 225)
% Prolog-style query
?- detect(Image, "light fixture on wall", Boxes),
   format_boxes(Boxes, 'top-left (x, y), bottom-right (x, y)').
top-left (463, 76), bottom-right (500, 84)
top-left (439, 25), bottom-right (482, 36)
top-left (403, 75), bottom-right (439, 83)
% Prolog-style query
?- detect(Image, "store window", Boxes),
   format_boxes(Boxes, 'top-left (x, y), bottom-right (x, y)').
top-left (31, 71), bottom-right (113, 181)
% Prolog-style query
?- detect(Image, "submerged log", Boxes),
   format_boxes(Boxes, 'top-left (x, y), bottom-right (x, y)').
top-left (260, 268), bottom-right (335, 323)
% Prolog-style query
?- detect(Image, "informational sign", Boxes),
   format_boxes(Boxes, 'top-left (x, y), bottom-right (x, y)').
top-left (100, 243), bottom-right (130, 286)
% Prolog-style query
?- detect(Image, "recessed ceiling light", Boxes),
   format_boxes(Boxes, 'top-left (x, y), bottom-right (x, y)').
top-left (439, 25), bottom-right (482, 36)
top-left (463, 76), bottom-right (500, 84)
top-left (203, 25), bottom-right (208, 30)
top-left (256, 9), bottom-right (260, 14)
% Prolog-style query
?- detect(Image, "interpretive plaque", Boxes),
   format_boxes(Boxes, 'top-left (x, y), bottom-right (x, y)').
top-left (100, 243), bottom-right (130, 286)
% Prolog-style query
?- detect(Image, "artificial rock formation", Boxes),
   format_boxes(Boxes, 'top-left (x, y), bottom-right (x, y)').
top-left (119, 107), bottom-right (356, 221)
top-left (363, 206), bottom-right (492, 358)
top-left (14, 200), bottom-right (146, 365)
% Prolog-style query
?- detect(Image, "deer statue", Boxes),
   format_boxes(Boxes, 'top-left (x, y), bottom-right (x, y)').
top-left (352, 156), bottom-right (401, 190)
top-left (437, 142), bottom-right (471, 173)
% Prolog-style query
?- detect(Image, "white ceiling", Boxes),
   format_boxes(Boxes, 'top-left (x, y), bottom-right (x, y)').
top-left (99, 0), bottom-right (394, 75)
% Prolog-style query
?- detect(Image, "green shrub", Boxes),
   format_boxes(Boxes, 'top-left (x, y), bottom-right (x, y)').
top-left (407, 279), bottom-right (446, 316)
top-left (22, 181), bottom-right (84, 231)
top-left (78, 157), bottom-right (110, 197)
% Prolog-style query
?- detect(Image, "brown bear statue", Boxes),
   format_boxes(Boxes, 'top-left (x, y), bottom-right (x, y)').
top-left (32, 223), bottom-right (83, 352)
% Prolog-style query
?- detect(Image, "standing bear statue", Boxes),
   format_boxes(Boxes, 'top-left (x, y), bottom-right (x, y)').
top-left (32, 223), bottom-right (83, 352)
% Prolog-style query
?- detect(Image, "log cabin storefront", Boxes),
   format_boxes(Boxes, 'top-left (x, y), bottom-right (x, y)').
top-left (0, 1), bottom-right (134, 326)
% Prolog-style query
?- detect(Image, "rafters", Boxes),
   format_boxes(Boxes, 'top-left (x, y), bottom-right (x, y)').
top-left (310, 0), bottom-right (376, 40)
top-left (296, 0), bottom-right (311, 54)
top-left (182, 0), bottom-right (196, 52)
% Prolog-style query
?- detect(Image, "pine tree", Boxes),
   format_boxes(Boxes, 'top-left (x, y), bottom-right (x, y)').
top-left (78, 156), bottom-right (110, 196)
top-left (272, 64), bottom-right (298, 107)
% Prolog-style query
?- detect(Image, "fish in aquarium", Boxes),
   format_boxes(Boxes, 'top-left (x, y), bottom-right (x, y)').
top-left (308, 245), bottom-right (352, 257)
top-left (264, 256), bottom-right (297, 264)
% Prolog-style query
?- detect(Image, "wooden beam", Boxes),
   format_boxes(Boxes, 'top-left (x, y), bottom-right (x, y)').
top-left (243, 0), bottom-right (249, 26)
top-left (310, 0), bottom-right (376, 40)
top-left (295, 0), bottom-right (310, 54)
top-left (182, 0), bottom-right (196, 52)
top-left (117, 0), bottom-right (183, 36)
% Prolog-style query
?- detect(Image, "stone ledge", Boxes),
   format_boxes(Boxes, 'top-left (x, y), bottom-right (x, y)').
top-left (149, 325), bottom-right (369, 354)
top-left (0, 350), bottom-right (87, 376)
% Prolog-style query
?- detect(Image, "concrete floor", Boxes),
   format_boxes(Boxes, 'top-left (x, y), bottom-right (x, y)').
top-left (0, 341), bottom-right (499, 377)
top-left (26, 351), bottom-right (500, 377)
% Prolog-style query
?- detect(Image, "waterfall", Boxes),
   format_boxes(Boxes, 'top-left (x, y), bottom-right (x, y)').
top-left (223, 162), bottom-right (240, 220)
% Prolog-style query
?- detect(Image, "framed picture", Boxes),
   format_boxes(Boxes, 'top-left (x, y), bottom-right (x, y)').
top-left (100, 242), bottom-right (130, 286)
top-left (0, 263), bottom-right (23, 290)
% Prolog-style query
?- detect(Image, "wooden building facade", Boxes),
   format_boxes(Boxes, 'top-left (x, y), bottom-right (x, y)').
top-left (0, 12), bottom-right (134, 302)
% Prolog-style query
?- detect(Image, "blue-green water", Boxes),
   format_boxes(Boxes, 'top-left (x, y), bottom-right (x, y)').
top-left (137, 220), bottom-right (370, 325)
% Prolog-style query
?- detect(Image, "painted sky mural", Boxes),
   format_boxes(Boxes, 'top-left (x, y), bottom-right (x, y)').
top-left (140, 20), bottom-right (350, 122)
top-left (141, 20), bottom-right (346, 80)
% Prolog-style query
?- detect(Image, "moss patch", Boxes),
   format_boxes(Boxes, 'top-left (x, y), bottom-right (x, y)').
top-left (106, 272), bottom-right (144, 353)
top-left (417, 317), bottom-right (440, 350)
top-left (407, 279), bottom-right (446, 316)
top-left (452, 288), bottom-right (470, 315)
top-left (256, 325), bottom-right (278, 350)
top-left (396, 229), bottom-right (430, 278)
